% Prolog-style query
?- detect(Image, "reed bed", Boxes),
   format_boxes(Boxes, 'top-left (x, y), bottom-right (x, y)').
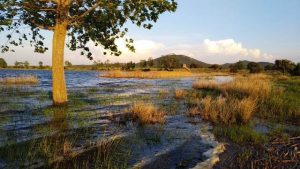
top-left (101, 70), bottom-right (194, 79)
top-left (100, 70), bottom-right (230, 79)
top-left (0, 75), bottom-right (39, 85)
top-left (191, 75), bottom-right (271, 124)
top-left (199, 96), bottom-right (256, 125)
top-left (193, 74), bottom-right (271, 100)
top-left (130, 102), bottom-right (165, 124)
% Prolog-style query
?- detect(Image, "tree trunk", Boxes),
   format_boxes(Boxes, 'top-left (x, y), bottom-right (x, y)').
top-left (52, 21), bottom-right (68, 105)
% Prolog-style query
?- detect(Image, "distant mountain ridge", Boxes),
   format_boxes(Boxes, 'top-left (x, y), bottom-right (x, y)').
top-left (222, 60), bottom-right (274, 68)
top-left (152, 54), bottom-right (211, 68)
top-left (139, 54), bottom-right (274, 69)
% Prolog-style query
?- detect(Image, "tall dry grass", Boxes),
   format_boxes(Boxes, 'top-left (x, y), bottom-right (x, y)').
top-left (0, 75), bottom-right (39, 85)
top-left (130, 102), bottom-right (165, 124)
top-left (101, 70), bottom-right (194, 79)
top-left (200, 96), bottom-right (256, 125)
top-left (193, 74), bottom-right (272, 100)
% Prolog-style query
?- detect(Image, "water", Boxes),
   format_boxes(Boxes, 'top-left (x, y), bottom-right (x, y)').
top-left (0, 69), bottom-right (228, 169)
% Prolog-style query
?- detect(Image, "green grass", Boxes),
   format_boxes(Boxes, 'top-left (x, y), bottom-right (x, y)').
top-left (213, 125), bottom-right (267, 145)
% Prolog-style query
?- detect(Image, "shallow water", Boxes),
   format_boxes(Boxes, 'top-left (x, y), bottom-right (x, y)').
top-left (0, 70), bottom-right (230, 169)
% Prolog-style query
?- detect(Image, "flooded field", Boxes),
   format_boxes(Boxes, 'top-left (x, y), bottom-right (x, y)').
top-left (0, 70), bottom-right (230, 169)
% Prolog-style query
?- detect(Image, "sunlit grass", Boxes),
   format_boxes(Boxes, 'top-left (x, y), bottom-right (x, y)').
top-left (0, 75), bottom-right (39, 85)
top-left (100, 70), bottom-right (230, 79)
top-left (130, 102), bottom-right (165, 124)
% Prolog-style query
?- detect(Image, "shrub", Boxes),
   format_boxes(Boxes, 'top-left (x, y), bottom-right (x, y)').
top-left (130, 102), bottom-right (165, 124)
top-left (247, 62), bottom-right (263, 73)
top-left (0, 58), bottom-right (7, 68)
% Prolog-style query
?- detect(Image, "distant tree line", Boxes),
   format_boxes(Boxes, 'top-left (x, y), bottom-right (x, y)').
top-left (227, 59), bottom-right (300, 75)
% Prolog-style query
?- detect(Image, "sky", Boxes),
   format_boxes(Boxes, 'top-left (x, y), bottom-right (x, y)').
top-left (1, 0), bottom-right (300, 65)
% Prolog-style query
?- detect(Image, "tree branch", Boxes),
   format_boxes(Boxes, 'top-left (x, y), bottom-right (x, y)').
top-left (69, 0), bottom-right (104, 24)
top-left (30, 20), bottom-right (55, 31)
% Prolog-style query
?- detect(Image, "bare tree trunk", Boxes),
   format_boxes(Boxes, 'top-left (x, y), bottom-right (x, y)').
top-left (52, 21), bottom-right (68, 105)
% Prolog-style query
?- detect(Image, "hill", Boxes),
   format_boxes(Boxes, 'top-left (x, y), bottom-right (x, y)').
top-left (222, 60), bottom-right (274, 68)
top-left (151, 54), bottom-right (210, 68)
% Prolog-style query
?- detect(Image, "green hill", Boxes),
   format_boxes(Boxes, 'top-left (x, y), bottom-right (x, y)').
top-left (151, 54), bottom-right (210, 68)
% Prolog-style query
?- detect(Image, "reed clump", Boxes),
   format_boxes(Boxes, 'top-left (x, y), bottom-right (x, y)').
top-left (0, 75), bottom-right (39, 85)
top-left (130, 102), bottom-right (165, 124)
top-left (199, 96), bottom-right (256, 125)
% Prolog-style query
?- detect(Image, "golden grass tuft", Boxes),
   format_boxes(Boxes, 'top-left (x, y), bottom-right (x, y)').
top-left (130, 102), bottom-right (165, 124)
top-left (186, 107), bottom-right (200, 117)
top-left (174, 89), bottom-right (186, 99)
top-left (199, 96), bottom-right (256, 125)
top-left (0, 75), bottom-right (39, 85)
top-left (192, 80), bottom-right (220, 90)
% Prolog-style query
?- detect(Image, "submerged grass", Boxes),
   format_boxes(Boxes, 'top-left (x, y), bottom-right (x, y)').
top-left (0, 75), bottom-right (39, 85)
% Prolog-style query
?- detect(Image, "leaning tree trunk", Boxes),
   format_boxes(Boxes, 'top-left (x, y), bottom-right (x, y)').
top-left (52, 21), bottom-right (68, 105)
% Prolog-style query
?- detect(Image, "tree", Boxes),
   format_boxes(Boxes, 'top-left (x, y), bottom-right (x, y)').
top-left (24, 61), bottom-right (30, 69)
top-left (0, 58), bottom-right (7, 68)
top-left (122, 61), bottom-right (135, 71)
top-left (147, 57), bottom-right (154, 67)
top-left (140, 60), bottom-right (147, 68)
top-left (293, 63), bottom-right (300, 76)
top-left (65, 60), bottom-right (72, 67)
top-left (247, 62), bottom-right (263, 73)
top-left (229, 61), bottom-right (245, 73)
top-left (159, 56), bottom-right (180, 71)
top-left (1, 0), bottom-right (177, 105)
top-left (274, 60), bottom-right (296, 74)
top-left (39, 61), bottom-right (43, 69)
top-left (209, 64), bottom-right (222, 70)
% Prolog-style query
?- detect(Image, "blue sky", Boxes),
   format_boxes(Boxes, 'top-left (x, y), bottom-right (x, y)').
top-left (1, 0), bottom-right (300, 65)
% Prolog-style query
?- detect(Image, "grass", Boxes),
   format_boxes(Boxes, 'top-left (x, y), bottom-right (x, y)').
top-left (101, 70), bottom-right (194, 79)
top-left (174, 89), bottom-right (186, 99)
top-left (0, 75), bottom-right (39, 85)
top-left (199, 96), bottom-right (256, 125)
top-left (100, 70), bottom-right (230, 79)
top-left (213, 125), bottom-right (267, 145)
top-left (130, 102), bottom-right (165, 124)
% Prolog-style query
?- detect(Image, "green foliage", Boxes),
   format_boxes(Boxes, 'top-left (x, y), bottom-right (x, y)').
top-left (209, 64), bottom-right (222, 70)
top-left (293, 63), bottom-right (300, 76)
top-left (147, 57), bottom-right (154, 67)
top-left (247, 62), bottom-right (263, 73)
top-left (38, 61), bottom-right (43, 69)
top-left (213, 125), bottom-right (267, 145)
top-left (229, 61), bottom-right (245, 73)
top-left (65, 60), bottom-right (72, 67)
top-left (274, 59), bottom-right (296, 74)
top-left (0, 0), bottom-right (177, 59)
top-left (140, 60), bottom-right (147, 68)
top-left (159, 56), bottom-right (180, 70)
top-left (122, 61), bottom-right (135, 71)
top-left (0, 57), bottom-right (7, 68)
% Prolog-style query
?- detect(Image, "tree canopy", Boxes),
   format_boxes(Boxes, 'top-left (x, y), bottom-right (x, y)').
top-left (0, 58), bottom-right (7, 68)
top-left (0, 0), bottom-right (177, 58)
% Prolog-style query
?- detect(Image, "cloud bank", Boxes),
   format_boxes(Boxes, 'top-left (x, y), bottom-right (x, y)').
top-left (2, 38), bottom-right (276, 65)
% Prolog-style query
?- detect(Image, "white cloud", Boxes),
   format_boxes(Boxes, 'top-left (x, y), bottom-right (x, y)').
top-left (2, 37), bottom-right (276, 65)
top-left (202, 39), bottom-right (274, 61)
